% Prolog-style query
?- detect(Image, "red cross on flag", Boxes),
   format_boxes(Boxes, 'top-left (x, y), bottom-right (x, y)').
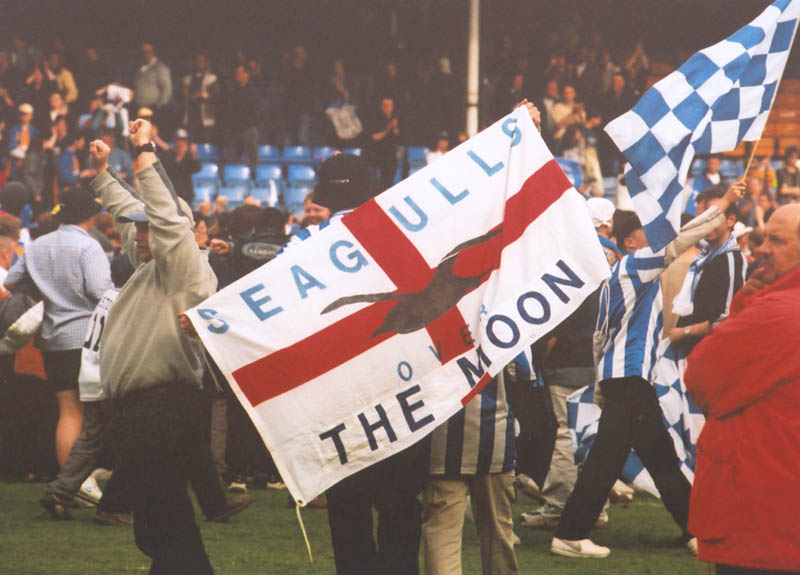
top-left (187, 107), bottom-right (611, 505)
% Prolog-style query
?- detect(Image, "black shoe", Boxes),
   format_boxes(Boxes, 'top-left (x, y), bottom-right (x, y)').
top-left (40, 494), bottom-right (74, 520)
top-left (207, 495), bottom-right (252, 523)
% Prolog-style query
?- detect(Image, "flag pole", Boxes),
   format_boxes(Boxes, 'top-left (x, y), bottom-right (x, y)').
top-left (742, 138), bottom-right (762, 179)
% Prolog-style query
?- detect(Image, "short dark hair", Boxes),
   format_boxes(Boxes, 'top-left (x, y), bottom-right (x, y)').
top-left (695, 184), bottom-right (738, 218)
top-left (613, 210), bottom-right (642, 248)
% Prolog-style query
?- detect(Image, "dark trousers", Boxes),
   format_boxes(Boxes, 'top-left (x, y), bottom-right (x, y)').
top-left (327, 436), bottom-right (431, 575)
top-left (717, 565), bottom-right (800, 575)
top-left (114, 384), bottom-right (214, 575)
top-left (45, 400), bottom-right (128, 513)
top-left (556, 377), bottom-right (691, 540)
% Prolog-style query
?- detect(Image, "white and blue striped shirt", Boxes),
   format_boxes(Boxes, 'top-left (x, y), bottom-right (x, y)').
top-left (596, 247), bottom-right (667, 383)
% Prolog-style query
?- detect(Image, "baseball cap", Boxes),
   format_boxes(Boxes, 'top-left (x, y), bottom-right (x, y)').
top-left (117, 211), bottom-right (149, 223)
top-left (732, 221), bottom-right (753, 239)
top-left (18, 103), bottom-right (33, 114)
top-left (56, 186), bottom-right (103, 224)
top-left (586, 197), bottom-right (615, 228)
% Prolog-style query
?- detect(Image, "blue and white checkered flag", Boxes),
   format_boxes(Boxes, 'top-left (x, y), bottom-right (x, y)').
top-left (606, 0), bottom-right (800, 251)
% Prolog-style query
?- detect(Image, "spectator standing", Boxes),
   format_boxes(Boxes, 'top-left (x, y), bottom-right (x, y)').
top-left (44, 51), bottom-right (78, 105)
top-left (4, 186), bottom-right (111, 469)
top-left (598, 72), bottom-right (634, 174)
top-left (88, 120), bottom-right (220, 574)
top-left (284, 44), bottom-right (315, 146)
top-left (684, 203), bottom-right (800, 574)
top-left (21, 65), bottom-right (57, 133)
top-left (366, 96), bottom-right (400, 190)
top-left (156, 128), bottom-right (201, 205)
top-left (133, 43), bottom-right (172, 129)
top-left (224, 65), bottom-right (260, 170)
top-left (776, 146), bottom-right (800, 205)
top-left (56, 132), bottom-right (92, 194)
top-left (181, 52), bottom-right (218, 143)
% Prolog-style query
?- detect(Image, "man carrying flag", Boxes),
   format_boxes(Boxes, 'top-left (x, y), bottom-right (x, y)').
top-left (551, 181), bottom-right (746, 558)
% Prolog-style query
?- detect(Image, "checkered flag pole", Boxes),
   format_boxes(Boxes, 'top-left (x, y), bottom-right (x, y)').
top-left (606, 0), bottom-right (800, 252)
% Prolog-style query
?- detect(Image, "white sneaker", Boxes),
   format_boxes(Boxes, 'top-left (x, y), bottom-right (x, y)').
top-left (610, 479), bottom-right (634, 503)
top-left (686, 537), bottom-right (698, 556)
top-left (551, 537), bottom-right (610, 558)
top-left (90, 468), bottom-right (112, 482)
top-left (76, 475), bottom-right (103, 507)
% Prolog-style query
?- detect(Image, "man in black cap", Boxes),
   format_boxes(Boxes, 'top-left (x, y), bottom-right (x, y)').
top-left (282, 153), bottom-right (431, 575)
top-left (5, 186), bottom-right (112, 474)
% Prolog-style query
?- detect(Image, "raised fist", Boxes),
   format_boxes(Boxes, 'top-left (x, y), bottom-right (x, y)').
top-left (128, 119), bottom-right (153, 147)
top-left (89, 139), bottom-right (111, 172)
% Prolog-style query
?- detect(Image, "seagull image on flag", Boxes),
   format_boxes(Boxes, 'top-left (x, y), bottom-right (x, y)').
top-left (186, 106), bottom-right (611, 505)
top-left (606, 0), bottom-right (799, 251)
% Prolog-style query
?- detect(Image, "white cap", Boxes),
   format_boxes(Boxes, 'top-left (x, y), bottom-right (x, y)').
top-left (586, 197), bottom-right (615, 229)
top-left (732, 221), bottom-right (753, 239)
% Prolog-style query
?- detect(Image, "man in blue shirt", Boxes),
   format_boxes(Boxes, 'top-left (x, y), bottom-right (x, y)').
top-left (5, 186), bottom-right (111, 472)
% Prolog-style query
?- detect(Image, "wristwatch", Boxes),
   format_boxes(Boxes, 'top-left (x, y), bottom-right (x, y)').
top-left (133, 142), bottom-right (156, 157)
top-left (683, 326), bottom-right (692, 337)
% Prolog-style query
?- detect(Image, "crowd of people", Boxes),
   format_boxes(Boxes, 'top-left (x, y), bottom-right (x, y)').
top-left (0, 28), bottom-right (798, 575)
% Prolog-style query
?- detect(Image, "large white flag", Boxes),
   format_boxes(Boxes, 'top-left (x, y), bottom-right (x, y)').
top-left (187, 108), bottom-right (610, 504)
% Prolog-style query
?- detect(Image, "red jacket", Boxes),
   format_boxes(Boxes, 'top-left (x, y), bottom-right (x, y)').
top-left (685, 265), bottom-right (800, 571)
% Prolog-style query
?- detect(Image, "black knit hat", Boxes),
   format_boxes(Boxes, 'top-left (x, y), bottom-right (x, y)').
top-left (57, 186), bottom-right (102, 225)
top-left (313, 154), bottom-right (374, 214)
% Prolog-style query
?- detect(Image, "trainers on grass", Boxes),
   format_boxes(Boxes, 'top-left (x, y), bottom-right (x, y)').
top-left (40, 493), bottom-right (74, 520)
top-left (551, 537), bottom-right (610, 558)
top-left (519, 511), bottom-right (559, 529)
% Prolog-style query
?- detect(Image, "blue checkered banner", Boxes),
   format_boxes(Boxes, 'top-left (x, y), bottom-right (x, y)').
top-left (606, 0), bottom-right (800, 251)
top-left (566, 339), bottom-right (706, 496)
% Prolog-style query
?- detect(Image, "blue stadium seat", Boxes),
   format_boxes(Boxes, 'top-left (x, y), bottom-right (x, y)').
top-left (192, 162), bottom-right (219, 182)
top-left (719, 159), bottom-right (740, 178)
top-left (284, 183), bottom-right (313, 206)
top-left (313, 147), bottom-right (335, 164)
top-left (254, 164), bottom-right (283, 185)
top-left (257, 145), bottom-right (281, 164)
top-left (196, 143), bottom-right (219, 162)
top-left (217, 184), bottom-right (249, 208)
top-left (282, 146), bottom-right (312, 164)
top-left (224, 164), bottom-right (252, 183)
top-left (690, 159), bottom-right (706, 178)
top-left (407, 146), bottom-right (429, 170)
top-left (192, 180), bottom-right (217, 209)
top-left (343, 147), bottom-right (362, 157)
top-left (287, 164), bottom-right (316, 183)
top-left (249, 181), bottom-right (281, 207)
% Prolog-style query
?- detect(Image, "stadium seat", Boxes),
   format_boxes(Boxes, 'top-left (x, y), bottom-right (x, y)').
top-left (282, 146), bottom-right (312, 164)
top-left (249, 180), bottom-right (281, 207)
top-left (254, 164), bottom-right (284, 185)
top-left (719, 159), bottom-right (740, 178)
top-left (224, 164), bottom-right (252, 184)
top-left (690, 159), bottom-right (706, 178)
top-left (192, 180), bottom-right (217, 209)
top-left (217, 184), bottom-right (249, 208)
top-left (192, 162), bottom-right (219, 182)
top-left (284, 184), bottom-right (313, 206)
top-left (407, 146), bottom-right (429, 170)
top-left (257, 145), bottom-right (281, 164)
top-left (195, 143), bottom-right (219, 162)
top-left (287, 164), bottom-right (316, 183)
top-left (313, 146), bottom-right (335, 164)
top-left (343, 147), bottom-right (362, 156)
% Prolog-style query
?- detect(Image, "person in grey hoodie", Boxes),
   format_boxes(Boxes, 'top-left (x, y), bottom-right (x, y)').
top-left (88, 119), bottom-right (218, 574)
